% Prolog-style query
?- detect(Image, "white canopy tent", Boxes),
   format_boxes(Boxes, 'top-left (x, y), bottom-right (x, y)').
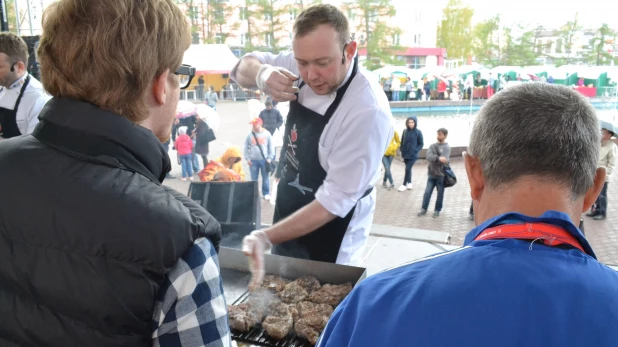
top-left (182, 44), bottom-right (239, 74)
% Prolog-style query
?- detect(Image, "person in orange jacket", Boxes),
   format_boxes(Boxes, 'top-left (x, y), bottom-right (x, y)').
top-left (199, 146), bottom-right (245, 182)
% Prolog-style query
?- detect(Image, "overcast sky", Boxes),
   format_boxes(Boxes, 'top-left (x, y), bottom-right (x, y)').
top-left (463, 0), bottom-right (618, 29)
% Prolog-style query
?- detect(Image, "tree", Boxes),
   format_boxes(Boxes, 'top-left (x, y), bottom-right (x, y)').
top-left (499, 25), bottom-right (540, 66)
top-left (2, 0), bottom-right (24, 34)
top-left (584, 24), bottom-right (617, 66)
top-left (437, 0), bottom-right (474, 62)
top-left (296, 0), bottom-right (322, 10)
top-left (472, 16), bottom-right (500, 66)
top-left (559, 12), bottom-right (581, 65)
top-left (252, 0), bottom-right (291, 52)
top-left (345, 0), bottom-right (402, 70)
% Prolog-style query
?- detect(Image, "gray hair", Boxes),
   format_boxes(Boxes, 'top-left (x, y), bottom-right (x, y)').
top-left (468, 83), bottom-right (600, 198)
top-left (178, 126), bottom-right (188, 136)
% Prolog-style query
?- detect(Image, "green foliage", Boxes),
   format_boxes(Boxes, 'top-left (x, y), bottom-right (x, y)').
top-left (345, 0), bottom-right (402, 70)
top-left (437, 0), bottom-right (474, 61)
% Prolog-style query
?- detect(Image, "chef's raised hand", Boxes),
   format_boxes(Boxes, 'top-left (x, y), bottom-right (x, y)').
top-left (256, 64), bottom-right (299, 102)
top-left (242, 230), bottom-right (273, 291)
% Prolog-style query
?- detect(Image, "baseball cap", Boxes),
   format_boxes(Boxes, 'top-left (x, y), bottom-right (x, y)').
top-left (250, 118), bottom-right (263, 126)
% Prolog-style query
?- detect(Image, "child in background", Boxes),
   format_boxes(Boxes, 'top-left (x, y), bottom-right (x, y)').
top-left (418, 128), bottom-right (451, 218)
top-left (175, 126), bottom-right (194, 181)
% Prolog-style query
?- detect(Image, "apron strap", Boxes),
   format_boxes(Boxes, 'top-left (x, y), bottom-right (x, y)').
top-left (324, 55), bottom-right (359, 120)
top-left (13, 75), bottom-right (31, 111)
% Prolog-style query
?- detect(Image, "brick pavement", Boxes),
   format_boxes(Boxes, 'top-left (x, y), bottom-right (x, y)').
top-left (164, 101), bottom-right (618, 266)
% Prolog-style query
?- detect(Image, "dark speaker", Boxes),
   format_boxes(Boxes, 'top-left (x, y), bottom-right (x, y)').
top-left (222, 73), bottom-right (229, 79)
top-left (21, 36), bottom-right (41, 80)
top-left (188, 181), bottom-right (261, 249)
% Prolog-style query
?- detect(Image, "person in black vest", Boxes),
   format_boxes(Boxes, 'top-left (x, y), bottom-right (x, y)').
top-left (0, 1), bottom-right (230, 346)
top-left (232, 4), bottom-right (392, 290)
top-left (0, 32), bottom-right (50, 138)
top-left (258, 99), bottom-right (283, 135)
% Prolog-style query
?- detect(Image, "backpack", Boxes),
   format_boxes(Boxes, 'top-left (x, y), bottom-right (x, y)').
top-left (444, 164), bottom-right (457, 188)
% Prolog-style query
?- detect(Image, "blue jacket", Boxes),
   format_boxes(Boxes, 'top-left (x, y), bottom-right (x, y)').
top-left (400, 116), bottom-right (423, 160)
top-left (317, 211), bottom-right (618, 347)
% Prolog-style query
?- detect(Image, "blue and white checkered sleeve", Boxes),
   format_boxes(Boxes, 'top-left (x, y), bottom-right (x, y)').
top-left (152, 237), bottom-right (231, 347)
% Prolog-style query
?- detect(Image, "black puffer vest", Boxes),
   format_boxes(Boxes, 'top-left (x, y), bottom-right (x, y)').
top-left (0, 98), bottom-right (221, 346)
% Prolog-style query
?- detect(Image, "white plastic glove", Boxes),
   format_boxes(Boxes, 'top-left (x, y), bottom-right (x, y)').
top-left (256, 64), bottom-right (299, 102)
top-left (242, 230), bottom-right (273, 291)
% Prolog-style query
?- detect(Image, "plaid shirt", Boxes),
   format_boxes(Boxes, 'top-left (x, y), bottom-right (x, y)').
top-left (152, 237), bottom-right (231, 347)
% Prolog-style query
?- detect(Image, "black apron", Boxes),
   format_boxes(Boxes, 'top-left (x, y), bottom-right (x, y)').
top-left (0, 75), bottom-right (31, 138)
top-left (273, 57), bottom-right (372, 263)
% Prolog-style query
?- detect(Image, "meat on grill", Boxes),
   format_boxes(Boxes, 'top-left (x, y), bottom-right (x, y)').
top-left (297, 301), bottom-right (334, 319)
top-left (269, 300), bottom-right (299, 321)
top-left (295, 315), bottom-right (330, 345)
top-left (263, 301), bottom-right (295, 340)
top-left (278, 276), bottom-right (321, 304)
top-left (228, 290), bottom-right (273, 332)
top-left (261, 275), bottom-right (290, 293)
top-left (278, 281), bottom-right (309, 304)
top-left (295, 276), bottom-right (321, 293)
top-left (228, 304), bottom-right (251, 332)
top-left (308, 283), bottom-right (353, 307)
top-left (228, 303), bottom-right (264, 332)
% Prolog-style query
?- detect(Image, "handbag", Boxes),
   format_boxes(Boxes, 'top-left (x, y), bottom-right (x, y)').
top-left (204, 127), bottom-right (216, 143)
top-left (252, 132), bottom-right (275, 174)
top-left (444, 164), bottom-right (457, 188)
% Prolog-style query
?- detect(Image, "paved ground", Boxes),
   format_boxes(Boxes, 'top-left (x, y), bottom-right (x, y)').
top-left (164, 101), bottom-right (618, 266)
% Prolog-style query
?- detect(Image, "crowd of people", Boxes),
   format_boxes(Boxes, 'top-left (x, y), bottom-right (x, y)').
top-left (2, 1), bottom-right (618, 347)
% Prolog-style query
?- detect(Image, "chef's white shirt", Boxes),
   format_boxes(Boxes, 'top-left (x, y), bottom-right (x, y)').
top-left (0, 73), bottom-right (50, 136)
top-left (231, 51), bottom-right (393, 265)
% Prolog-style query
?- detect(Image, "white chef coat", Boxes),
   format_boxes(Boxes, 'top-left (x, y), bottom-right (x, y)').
top-left (0, 73), bottom-right (50, 136)
top-left (231, 51), bottom-right (393, 266)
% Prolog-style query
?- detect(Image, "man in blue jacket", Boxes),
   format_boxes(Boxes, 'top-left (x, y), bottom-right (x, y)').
top-left (317, 83), bottom-right (618, 347)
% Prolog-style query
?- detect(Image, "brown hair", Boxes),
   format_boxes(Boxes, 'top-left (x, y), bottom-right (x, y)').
top-left (37, 0), bottom-right (191, 123)
top-left (0, 32), bottom-right (29, 65)
top-left (293, 4), bottom-right (350, 48)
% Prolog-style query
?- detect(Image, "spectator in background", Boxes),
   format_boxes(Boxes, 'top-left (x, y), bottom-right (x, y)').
top-left (391, 75), bottom-right (401, 102)
top-left (577, 77), bottom-right (585, 87)
top-left (586, 126), bottom-right (617, 220)
top-left (548, 75), bottom-right (555, 84)
top-left (259, 99), bottom-right (283, 135)
top-left (418, 128), bottom-right (450, 218)
top-left (423, 77), bottom-right (431, 101)
top-left (540, 75), bottom-right (547, 83)
top-left (516, 74), bottom-right (522, 81)
top-left (382, 130), bottom-right (400, 190)
top-left (383, 76), bottom-right (392, 101)
top-left (197, 75), bottom-right (204, 99)
top-left (405, 77), bottom-right (415, 100)
top-left (488, 73), bottom-right (495, 89)
top-left (175, 126), bottom-right (195, 181)
top-left (194, 116), bottom-right (214, 167)
top-left (245, 117), bottom-right (275, 200)
top-left (437, 79), bottom-right (447, 100)
top-left (398, 116), bottom-right (424, 192)
top-left (200, 146), bottom-right (245, 182)
top-left (206, 85), bottom-right (218, 110)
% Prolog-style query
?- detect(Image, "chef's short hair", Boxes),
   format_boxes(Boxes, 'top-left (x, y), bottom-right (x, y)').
top-left (0, 33), bottom-right (29, 66)
top-left (37, 0), bottom-right (190, 123)
top-left (468, 83), bottom-right (599, 198)
top-left (293, 4), bottom-right (349, 48)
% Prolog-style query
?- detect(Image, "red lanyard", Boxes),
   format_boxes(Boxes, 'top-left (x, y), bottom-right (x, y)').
top-left (474, 222), bottom-right (585, 253)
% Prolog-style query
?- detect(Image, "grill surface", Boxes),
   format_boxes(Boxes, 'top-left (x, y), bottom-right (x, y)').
top-left (230, 291), bottom-right (313, 347)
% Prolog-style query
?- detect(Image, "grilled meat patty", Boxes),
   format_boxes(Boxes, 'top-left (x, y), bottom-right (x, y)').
top-left (308, 283), bottom-right (353, 307)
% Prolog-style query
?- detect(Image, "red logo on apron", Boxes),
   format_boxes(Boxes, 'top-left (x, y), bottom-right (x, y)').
top-left (291, 124), bottom-right (298, 142)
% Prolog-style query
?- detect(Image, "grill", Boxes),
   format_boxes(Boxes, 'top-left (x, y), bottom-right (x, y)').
top-left (219, 247), bottom-right (367, 347)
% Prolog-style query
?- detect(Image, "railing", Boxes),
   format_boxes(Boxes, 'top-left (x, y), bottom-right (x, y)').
top-left (180, 87), bottom-right (261, 102)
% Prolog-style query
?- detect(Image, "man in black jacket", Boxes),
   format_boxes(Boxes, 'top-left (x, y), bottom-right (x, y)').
top-left (259, 99), bottom-right (283, 135)
top-left (0, 1), bottom-right (230, 347)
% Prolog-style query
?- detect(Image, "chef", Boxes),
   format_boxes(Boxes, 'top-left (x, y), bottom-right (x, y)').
top-left (0, 33), bottom-right (50, 139)
top-left (232, 4), bottom-right (392, 289)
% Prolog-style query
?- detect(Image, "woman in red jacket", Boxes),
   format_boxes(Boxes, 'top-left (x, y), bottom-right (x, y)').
top-left (174, 126), bottom-right (194, 181)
